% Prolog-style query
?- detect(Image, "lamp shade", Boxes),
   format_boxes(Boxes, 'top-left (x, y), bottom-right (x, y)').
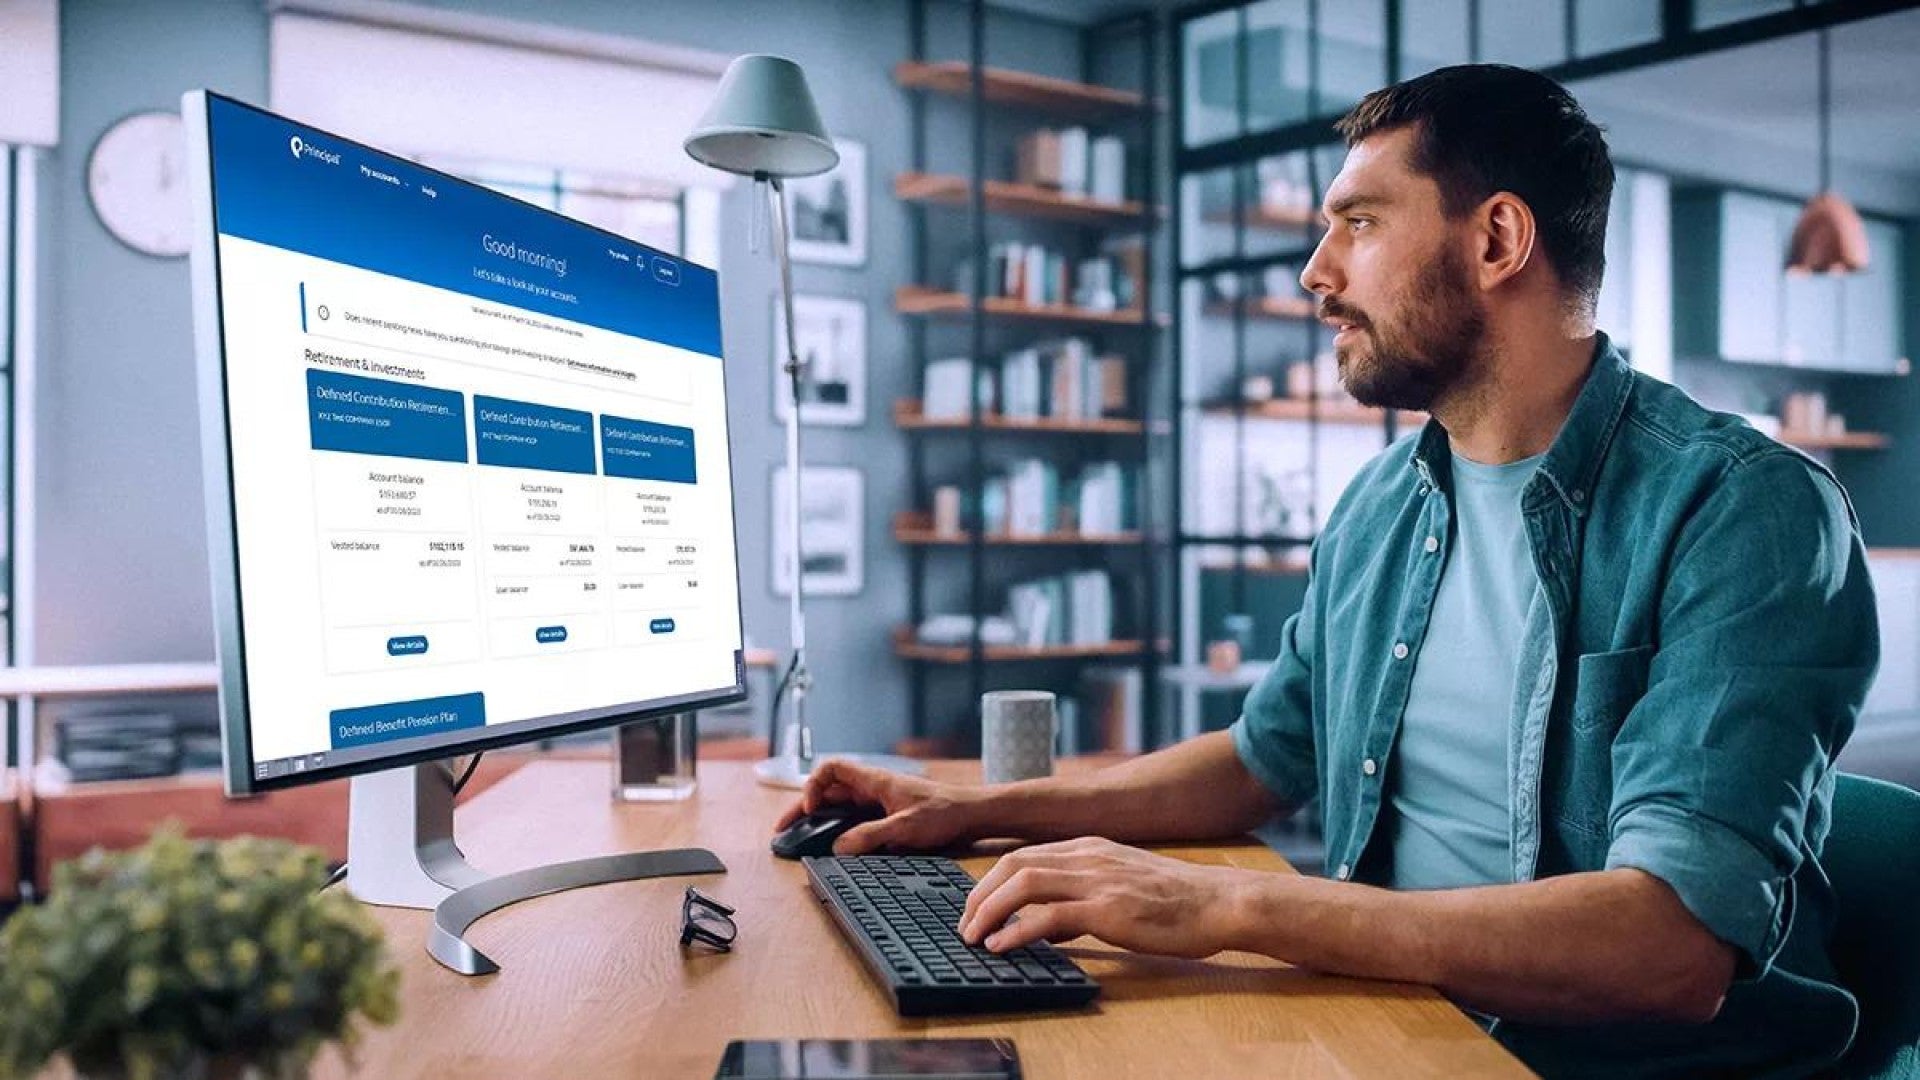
top-left (684, 54), bottom-right (839, 178)
top-left (1786, 191), bottom-right (1871, 274)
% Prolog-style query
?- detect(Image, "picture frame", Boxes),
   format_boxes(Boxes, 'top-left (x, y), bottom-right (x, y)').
top-left (773, 294), bottom-right (866, 427)
top-left (786, 139), bottom-right (867, 267)
top-left (771, 465), bottom-right (864, 598)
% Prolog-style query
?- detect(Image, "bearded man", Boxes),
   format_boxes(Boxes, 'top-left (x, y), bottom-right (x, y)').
top-left (778, 64), bottom-right (1879, 1079)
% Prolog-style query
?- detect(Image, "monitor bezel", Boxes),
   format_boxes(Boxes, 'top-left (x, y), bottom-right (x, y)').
top-left (183, 89), bottom-right (749, 798)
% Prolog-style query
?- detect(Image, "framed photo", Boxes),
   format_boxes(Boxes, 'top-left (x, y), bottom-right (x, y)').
top-left (786, 139), bottom-right (866, 266)
top-left (773, 294), bottom-right (866, 427)
top-left (771, 465), bottom-right (864, 598)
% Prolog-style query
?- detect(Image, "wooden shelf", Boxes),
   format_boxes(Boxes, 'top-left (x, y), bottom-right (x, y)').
top-left (1202, 205), bottom-right (1320, 231)
top-left (895, 173), bottom-right (1156, 227)
top-left (896, 286), bottom-right (1165, 327)
top-left (893, 511), bottom-right (1140, 547)
top-left (1202, 296), bottom-right (1316, 321)
top-left (894, 629), bottom-right (1151, 664)
top-left (1198, 558), bottom-right (1310, 576)
top-left (1779, 430), bottom-right (1889, 450)
top-left (1201, 398), bottom-right (1425, 427)
top-left (894, 399), bottom-right (1145, 435)
top-left (894, 61), bottom-right (1153, 118)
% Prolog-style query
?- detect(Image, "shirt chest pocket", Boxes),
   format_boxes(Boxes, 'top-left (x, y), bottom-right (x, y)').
top-left (1553, 644), bottom-right (1656, 851)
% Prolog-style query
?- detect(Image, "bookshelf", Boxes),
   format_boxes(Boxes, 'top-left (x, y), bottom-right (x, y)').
top-left (892, 60), bottom-right (1153, 118)
top-left (1201, 296), bottom-right (1315, 322)
top-left (894, 172), bottom-right (1158, 227)
top-left (893, 511), bottom-right (1142, 547)
top-left (1779, 430), bottom-right (1890, 451)
top-left (1201, 399), bottom-right (1426, 427)
top-left (894, 399), bottom-right (1145, 435)
top-left (895, 286), bottom-right (1166, 327)
top-left (894, 3), bottom-right (1164, 756)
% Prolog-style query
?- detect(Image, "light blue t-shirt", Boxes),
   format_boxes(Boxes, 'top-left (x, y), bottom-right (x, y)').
top-left (1385, 451), bottom-right (1541, 890)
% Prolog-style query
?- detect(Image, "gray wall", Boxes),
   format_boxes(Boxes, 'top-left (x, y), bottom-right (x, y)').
top-left (39, 0), bottom-right (1078, 754)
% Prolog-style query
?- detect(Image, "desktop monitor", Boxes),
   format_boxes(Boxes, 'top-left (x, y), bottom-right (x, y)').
top-left (182, 91), bottom-right (747, 954)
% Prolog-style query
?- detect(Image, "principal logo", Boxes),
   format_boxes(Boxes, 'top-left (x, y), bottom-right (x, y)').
top-left (287, 134), bottom-right (341, 167)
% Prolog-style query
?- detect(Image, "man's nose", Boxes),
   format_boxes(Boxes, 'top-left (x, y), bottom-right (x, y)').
top-left (1300, 232), bottom-right (1339, 298)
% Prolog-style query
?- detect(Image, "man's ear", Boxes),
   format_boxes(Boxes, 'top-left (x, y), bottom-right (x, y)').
top-left (1475, 192), bottom-right (1536, 292)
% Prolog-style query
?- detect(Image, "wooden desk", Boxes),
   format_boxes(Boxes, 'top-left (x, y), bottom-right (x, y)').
top-left (329, 760), bottom-right (1530, 1078)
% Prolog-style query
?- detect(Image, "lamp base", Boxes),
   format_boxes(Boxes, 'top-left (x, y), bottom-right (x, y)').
top-left (754, 752), bottom-right (927, 790)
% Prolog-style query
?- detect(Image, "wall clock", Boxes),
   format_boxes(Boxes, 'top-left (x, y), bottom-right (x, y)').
top-left (88, 110), bottom-right (192, 258)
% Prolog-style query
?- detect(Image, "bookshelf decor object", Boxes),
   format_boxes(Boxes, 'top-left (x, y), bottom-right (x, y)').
top-left (894, 2), bottom-right (1166, 756)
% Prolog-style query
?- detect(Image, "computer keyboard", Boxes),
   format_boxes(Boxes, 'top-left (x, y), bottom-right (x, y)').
top-left (803, 855), bottom-right (1100, 1016)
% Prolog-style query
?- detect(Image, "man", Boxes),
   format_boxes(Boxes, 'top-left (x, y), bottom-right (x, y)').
top-left (776, 65), bottom-right (1877, 1078)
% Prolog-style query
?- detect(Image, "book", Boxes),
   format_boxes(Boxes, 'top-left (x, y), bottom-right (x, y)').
top-left (1090, 135), bottom-right (1126, 203)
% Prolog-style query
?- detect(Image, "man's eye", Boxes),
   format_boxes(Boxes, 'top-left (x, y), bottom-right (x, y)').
top-left (1347, 218), bottom-right (1373, 232)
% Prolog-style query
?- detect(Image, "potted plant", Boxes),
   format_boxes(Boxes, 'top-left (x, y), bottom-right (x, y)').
top-left (0, 826), bottom-right (399, 1079)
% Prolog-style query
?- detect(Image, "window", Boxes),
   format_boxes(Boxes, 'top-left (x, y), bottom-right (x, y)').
top-left (418, 156), bottom-right (685, 257)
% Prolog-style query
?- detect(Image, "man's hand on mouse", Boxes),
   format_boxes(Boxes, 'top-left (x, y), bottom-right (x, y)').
top-left (957, 837), bottom-right (1244, 959)
top-left (774, 760), bottom-right (984, 855)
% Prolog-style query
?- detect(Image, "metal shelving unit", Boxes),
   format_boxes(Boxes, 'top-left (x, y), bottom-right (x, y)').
top-left (896, 1), bottom-right (1167, 755)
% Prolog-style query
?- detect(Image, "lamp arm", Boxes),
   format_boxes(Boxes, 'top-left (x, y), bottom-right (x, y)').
top-left (767, 176), bottom-right (813, 768)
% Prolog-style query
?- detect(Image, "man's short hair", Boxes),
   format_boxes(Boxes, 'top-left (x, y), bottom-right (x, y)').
top-left (1335, 64), bottom-right (1614, 307)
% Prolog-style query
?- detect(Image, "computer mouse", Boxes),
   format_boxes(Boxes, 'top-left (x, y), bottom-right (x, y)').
top-left (771, 803), bottom-right (887, 860)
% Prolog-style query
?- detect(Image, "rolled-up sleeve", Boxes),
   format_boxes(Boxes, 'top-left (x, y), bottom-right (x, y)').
top-left (1229, 547), bottom-right (1323, 810)
top-left (1604, 451), bottom-right (1878, 977)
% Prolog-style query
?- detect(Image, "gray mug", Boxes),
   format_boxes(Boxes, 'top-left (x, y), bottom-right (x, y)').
top-left (982, 690), bottom-right (1056, 785)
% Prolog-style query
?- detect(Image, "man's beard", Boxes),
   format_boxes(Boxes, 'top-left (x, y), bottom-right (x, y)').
top-left (1323, 250), bottom-right (1484, 412)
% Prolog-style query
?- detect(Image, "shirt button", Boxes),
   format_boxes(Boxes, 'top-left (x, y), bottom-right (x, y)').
top-left (1572, 489), bottom-right (1586, 504)
top-left (1362, 758), bottom-right (1378, 776)
top-left (1336, 863), bottom-right (1351, 881)
top-left (1423, 536), bottom-right (1439, 553)
top-left (1392, 642), bottom-right (1409, 661)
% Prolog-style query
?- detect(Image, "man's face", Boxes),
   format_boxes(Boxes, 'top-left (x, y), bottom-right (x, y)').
top-left (1299, 127), bottom-right (1486, 411)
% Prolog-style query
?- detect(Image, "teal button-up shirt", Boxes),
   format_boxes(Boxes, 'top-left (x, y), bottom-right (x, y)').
top-left (1230, 334), bottom-right (1878, 1079)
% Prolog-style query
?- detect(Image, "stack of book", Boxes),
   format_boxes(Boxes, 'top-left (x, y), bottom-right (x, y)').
top-left (979, 459), bottom-right (1137, 537)
top-left (999, 338), bottom-right (1128, 421)
top-left (1007, 569), bottom-right (1114, 648)
top-left (956, 243), bottom-right (1141, 311)
top-left (1014, 126), bottom-right (1128, 203)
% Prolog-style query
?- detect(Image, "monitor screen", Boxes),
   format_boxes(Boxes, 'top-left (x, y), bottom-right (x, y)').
top-left (185, 92), bottom-right (746, 795)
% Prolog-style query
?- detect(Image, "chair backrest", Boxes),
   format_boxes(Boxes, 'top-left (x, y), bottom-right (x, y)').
top-left (1827, 772), bottom-right (1920, 1079)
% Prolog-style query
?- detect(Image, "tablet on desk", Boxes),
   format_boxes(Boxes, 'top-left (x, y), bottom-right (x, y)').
top-left (714, 1039), bottom-right (1021, 1080)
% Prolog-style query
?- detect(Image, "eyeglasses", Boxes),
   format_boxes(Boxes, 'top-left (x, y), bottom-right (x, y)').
top-left (680, 886), bottom-right (738, 952)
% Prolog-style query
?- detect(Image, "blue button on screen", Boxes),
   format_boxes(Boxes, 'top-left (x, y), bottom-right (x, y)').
top-left (387, 634), bottom-right (429, 656)
top-left (650, 618), bottom-right (676, 634)
top-left (535, 625), bottom-right (568, 644)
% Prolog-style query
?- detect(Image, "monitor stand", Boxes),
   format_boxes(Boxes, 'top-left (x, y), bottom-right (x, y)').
top-left (346, 761), bottom-right (725, 976)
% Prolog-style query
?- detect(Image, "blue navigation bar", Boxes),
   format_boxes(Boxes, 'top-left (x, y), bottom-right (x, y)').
top-left (601, 414), bottom-right (698, 485)
top-left (204, 94), bottom-right (722, 357)
top-left (474, 395), bottom-right (595, 475)
top-left (307, 369), bottom-right (468, 463)
top-left (329, 692), bottom-right (485, 750)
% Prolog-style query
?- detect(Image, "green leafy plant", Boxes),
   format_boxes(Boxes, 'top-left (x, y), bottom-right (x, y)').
top-left (0, 826), bottom-right (399, 1080)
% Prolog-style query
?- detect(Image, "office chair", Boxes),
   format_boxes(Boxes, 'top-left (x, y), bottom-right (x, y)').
top-left (1826, 772), bottom-right (1920, 1079)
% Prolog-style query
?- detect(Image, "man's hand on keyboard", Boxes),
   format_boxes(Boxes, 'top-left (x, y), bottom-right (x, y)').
top-left (957, 837), bottom-right (1242, 959)
top-left (774, 760), bottom-right (984, 855)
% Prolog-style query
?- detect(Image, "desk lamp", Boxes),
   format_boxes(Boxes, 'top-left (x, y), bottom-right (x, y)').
top-left (686, 55), bottom-right (923, 788)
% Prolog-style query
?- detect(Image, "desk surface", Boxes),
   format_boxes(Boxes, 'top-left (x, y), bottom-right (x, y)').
top-left (329, 760), bottom-right (1529, 1078)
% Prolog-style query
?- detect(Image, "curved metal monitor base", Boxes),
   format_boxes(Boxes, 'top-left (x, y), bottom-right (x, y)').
top-left (429, 847), bottom-right (725, 975)
top-left (344, 763), bottom-right (725, 975)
